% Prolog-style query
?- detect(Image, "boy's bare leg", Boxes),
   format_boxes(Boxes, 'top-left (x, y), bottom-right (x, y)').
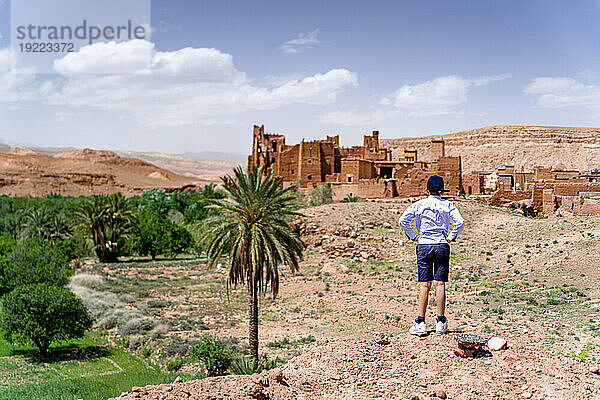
top-left (434, 280), bottom-right (446, 317)
top-left (418, 281), bottom-right (432, 317)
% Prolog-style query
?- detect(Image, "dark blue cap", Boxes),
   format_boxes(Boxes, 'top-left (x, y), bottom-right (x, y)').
top-left (427, 175), bottom-right (447, 193)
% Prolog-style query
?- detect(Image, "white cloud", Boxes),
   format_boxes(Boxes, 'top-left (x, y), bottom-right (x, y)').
top-left (279, 29), bottom-right (320, 54)
top-left (470, 74), bottom-right (511, 87)
top-left (0, 48), bottom-right (39, 102)
top-left (321, 73), bottom-right (509, 125)
top-left (54, 40), bottom-right (153, 75)
top-left (524, 77), bottom-right (600, 113)
top-left (42, 40), bottom-right (357, 127)
top-left (382, 74), bottom-right (509, 117)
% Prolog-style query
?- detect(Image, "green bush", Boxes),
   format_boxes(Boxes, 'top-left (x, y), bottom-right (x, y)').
top-left (54, 235), bottom-right (92, 261)
top-left (141, 343), bottom-right (154, 358)
top-left (341, 194), bottom-right (362, 203)
top-left (162, 336), bottom-right (194, 357)
top-left (0, 232), bottom-right (16, 256)
top-left (0, 284), bottom-right (93, 357)
top-left (310, 184), bottom-right (333, 206)
top-left (164, 357), bottom-right (185, 372)
top-left (230, 354), bottom-right (279, 375)
top-left (189, 334), bottom-right (235, 376)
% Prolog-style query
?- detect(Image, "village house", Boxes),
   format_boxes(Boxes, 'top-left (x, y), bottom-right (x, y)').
top-left (248, 125), bottom-right (463, 200)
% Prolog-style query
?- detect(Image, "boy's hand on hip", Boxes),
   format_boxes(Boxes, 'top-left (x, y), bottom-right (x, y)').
top-left (443, 232), bottom-right (454, 242)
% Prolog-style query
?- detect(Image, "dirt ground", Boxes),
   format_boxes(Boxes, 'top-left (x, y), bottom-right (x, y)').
top-left (103, 200), bottom-right (600, 399)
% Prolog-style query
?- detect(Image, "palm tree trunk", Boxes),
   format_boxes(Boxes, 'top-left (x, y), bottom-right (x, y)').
top-left (248, 276), bottom-right (259, 363)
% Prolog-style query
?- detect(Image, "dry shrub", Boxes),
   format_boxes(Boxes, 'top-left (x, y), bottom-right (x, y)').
top-left (69, 273), bottom-right (151, 336)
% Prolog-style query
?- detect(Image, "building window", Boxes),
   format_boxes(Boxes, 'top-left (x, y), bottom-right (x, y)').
top-left (307, 159), bottom-right (311, 164)
top-left (271, 157), bottom-right (275, 164)
top-left (347, 175), bottom-right (353, 183)
top-left (272, 141), bottom-right (277, 152)
top-left (307, 175), bottom-right (312, 181)
top-left (291, 169), bottom-right (294, 174)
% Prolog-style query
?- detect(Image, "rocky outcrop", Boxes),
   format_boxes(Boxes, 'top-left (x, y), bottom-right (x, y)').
top-left (8, 147), bottom-right (39, 156)
top-left (54, 148), bottom-right (121, 162)
top-left (382, 125), bottom-right (600, 173)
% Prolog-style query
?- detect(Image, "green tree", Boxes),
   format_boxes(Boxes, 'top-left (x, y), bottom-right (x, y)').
top-left (309, 184), bottom-right (334, 206)
top-left (0, 284), bottom-right (93, 357)
top-left (132, 211), bottom-right (193, 259)
top-left (136, 189), bottom-right (172, 216)
top-left (171, 184), bottom-right (225, 224)
top-left (0, 239), bottom-right (73, 296)
top-left (202, 166), bottom-right (303, 362)
top-left (74, 194), bottom-right (135, 262)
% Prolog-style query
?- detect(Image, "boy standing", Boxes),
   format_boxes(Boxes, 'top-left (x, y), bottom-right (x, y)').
top-left (398, 175), bottom-right (464, 336)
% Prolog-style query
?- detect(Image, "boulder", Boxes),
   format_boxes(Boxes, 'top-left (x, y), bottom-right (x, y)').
top-left (487, 336), bottom-right (507, 351)
top-left (372, 331), bottom-right (390, 345)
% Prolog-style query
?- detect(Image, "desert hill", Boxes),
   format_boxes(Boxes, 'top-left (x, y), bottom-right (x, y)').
top-left (0, 148), bottom-right (209, 197)
top-left (382, 125), bottom-right (600, 173)
top-left (116, 150), bottom-right (243, 182)
top-left (8, 147), bottom-right (39, 156)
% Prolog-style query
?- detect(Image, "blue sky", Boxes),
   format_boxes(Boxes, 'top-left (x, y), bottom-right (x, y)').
top-left (1, 0), bottom-right (600, 154)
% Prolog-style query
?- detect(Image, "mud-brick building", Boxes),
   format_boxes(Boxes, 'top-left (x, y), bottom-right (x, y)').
top-left (248, 125), bottom-right (463, 200)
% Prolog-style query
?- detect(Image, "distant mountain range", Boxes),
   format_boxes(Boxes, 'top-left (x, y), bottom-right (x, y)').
top-left (0, 147), bottom-right (211, 197)
top-left (0, 140), bottom-right (244, 196)
top-left (0, 140), bottom-right (244, 188)
top-left (115, 150), bottom-right (243, 182)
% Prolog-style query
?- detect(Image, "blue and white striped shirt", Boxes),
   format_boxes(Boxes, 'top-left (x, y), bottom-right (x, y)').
top-left (398, 195), bottom-right (465, 244)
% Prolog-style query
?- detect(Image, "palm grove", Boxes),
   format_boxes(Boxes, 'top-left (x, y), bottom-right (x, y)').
top-left (0, 168), bottom-right (310, 371)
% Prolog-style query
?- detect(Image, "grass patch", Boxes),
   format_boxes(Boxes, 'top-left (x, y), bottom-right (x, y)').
top-left (0, 333), bottom-right (191, 400)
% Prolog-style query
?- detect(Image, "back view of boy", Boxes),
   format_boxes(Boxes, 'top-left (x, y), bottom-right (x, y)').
top-left (398, 175), bottom-right (464, 336)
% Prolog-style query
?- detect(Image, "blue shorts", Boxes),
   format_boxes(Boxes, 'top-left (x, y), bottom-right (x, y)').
top-left (416, 243), bottom-right (450, 282)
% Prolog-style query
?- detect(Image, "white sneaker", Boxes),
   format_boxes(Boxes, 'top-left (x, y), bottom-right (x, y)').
top-left (409, 319), bottom-right (427, 336)
top-left (436, 319), bottom-right (448, 334)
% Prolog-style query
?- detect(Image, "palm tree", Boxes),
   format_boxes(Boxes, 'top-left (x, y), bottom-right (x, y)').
top-left (202, 166), bottom-right (304, 362)
top-left (21, 208), bottom-right (53, 239)
top-left (74, 193), bottom-right (135, 262)
top-left (22, 208), bottom-right (73, 241)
